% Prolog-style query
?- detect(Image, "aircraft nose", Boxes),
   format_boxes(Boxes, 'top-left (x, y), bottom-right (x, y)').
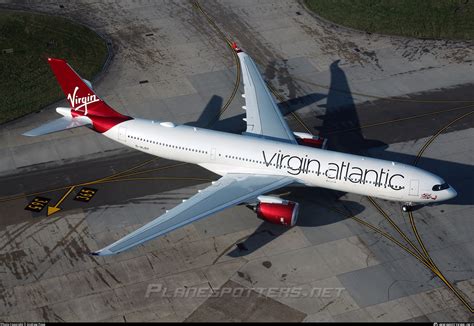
top-left (447, 186), bottom-right (457, 199)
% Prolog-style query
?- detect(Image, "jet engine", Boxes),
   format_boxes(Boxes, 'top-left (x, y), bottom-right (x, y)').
top-left (294, 132), bottom-right (327, 149)
top-left (254, 196), bottom-right (299, 227)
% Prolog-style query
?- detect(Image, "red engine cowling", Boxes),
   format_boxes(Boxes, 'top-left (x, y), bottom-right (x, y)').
top-left (255, 199), bottom-right (299, 227)
top-left (294, 132), bottom-right (327, 149)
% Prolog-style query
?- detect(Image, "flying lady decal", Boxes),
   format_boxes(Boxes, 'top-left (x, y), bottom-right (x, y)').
top-left (421, 193), bottom-right (437, 200)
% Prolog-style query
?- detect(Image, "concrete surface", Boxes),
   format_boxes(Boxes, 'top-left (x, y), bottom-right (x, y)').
top-left (0, 0), bottom-right (473, 322)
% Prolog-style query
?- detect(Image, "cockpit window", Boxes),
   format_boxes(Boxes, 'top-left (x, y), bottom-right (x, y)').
top-left (432, 183), bottom-right (449, 191)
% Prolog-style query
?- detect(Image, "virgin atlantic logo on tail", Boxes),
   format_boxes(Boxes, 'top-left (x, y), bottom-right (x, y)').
top-left (67, 86), bottom-right (100, 115)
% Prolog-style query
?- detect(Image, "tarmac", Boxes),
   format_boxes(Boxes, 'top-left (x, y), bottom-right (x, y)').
top-left (0, 0), bottom-right (473, 322)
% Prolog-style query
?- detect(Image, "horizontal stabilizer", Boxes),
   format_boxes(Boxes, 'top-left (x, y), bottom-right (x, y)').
top-left (22, 116), bottom-right (92, 137)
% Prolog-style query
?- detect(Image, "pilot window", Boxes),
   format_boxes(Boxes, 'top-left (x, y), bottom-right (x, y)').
top-left (432, 183), bottom-right (449, 191)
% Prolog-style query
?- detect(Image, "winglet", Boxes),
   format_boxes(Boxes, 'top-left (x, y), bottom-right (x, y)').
top-left (88, 248), bottom-right (114, 256)
top-left (231, 42), bottom-right (242, 53)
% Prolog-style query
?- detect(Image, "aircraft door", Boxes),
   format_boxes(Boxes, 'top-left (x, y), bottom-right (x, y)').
top-left (118, 126), bottom-right (127, 142)
top-left (409, 179), bottom-right (419, 196)
top-left (210, 148), bottom-right (216, 160)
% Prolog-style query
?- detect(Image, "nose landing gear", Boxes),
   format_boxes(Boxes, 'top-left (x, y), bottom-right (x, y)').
top-left (402, 204), bottom-right (415, 212)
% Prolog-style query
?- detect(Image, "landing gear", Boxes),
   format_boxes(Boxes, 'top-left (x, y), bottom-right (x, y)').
top-left (402, 204), bottom-right (415, 212)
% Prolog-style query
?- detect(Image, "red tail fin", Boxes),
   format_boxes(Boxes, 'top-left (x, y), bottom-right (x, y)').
top-left (48, 58), bottom-right (131, 132)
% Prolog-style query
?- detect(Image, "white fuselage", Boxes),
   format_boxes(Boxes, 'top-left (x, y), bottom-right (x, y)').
top-left (104, 118), bottom-right (456, 204)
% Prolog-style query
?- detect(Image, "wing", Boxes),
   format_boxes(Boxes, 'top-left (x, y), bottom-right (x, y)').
top-left (234, 43), bottom-right (297, 144)
top-left (91, 174), bottom-right (296, 256)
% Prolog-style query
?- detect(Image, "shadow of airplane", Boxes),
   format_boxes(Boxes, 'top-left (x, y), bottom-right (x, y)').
top-left (322, 61), bottom-right (472, 207)
top-left (184, 95), bottom-right (223, 128)
top-left (318, 60), bottom-right (388, 154)
top-left (185, 93), bottom-right (327, 132)
top-left (186, 59), bottom-right (473, 258)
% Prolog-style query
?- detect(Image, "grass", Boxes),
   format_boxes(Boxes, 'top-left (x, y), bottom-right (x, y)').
top-left (0, 10), bottom-right (108, 124)
top-left (304, 0), bottom-right (474, 40)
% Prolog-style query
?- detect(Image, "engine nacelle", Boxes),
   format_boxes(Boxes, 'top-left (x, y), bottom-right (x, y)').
top-left (294, 132), bottom-right (327, 149)
top-left (255, 196), bottom-right (299, 227)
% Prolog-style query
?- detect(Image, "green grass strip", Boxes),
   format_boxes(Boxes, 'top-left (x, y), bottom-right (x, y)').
top-left (0, 10), bottom-right (108, 124)
top-left (304, 0), bottom-right (474, 40)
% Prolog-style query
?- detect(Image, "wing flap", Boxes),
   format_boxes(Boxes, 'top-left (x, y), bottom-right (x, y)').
top-left (91, 174), bottom-right (295, 256)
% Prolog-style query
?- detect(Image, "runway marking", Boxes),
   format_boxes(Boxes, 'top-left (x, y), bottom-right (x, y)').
top-left (322, 203), bottom-right (444, 272)
top-left (408, 110), bottom-right (474, 313)
top-left (364, 110), bottom-right (474, 313)
top-left (97, 162), bottom-right (189, 182)
top-left (413, 110), bottom-right (474, 166)
top-left (0, 162), bottom-right (192, 205)
top-left (74, 187), bottom-right (98, 202)
top-left (40, 157), bottom-right (162, 216)
top-left (47, 186), bottom-right (76, 216)
top-left (24, 196), bottom-right (51, 213)
top-left (366, 196), bottom-right (430, 264)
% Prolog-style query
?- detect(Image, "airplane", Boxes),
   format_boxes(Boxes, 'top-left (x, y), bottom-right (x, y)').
top-left (23, 43), bottom-right (457, 256)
